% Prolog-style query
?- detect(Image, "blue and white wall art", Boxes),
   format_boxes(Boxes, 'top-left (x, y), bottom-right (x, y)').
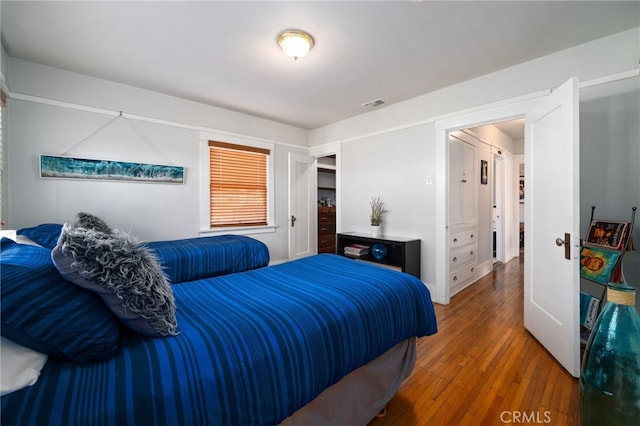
top-left (40, 155), bottom-right (185, 184)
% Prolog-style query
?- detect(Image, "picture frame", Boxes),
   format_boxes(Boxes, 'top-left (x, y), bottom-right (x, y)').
top-left (519, 178), bottom-right (525, 203)
top-left (40, 154), bottom-right (185, 184)
top-left (480, 160), bottom-right (488, 185)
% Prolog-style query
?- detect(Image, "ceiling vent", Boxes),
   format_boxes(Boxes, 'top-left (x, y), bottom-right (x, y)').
top-left (361, 98), bottom-right (385, 108)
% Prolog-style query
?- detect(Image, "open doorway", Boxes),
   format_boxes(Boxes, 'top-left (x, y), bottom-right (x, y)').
top-left (317, 155), bottom-right (337, 254)
top-left (447, 120), bottom-right (523, 297)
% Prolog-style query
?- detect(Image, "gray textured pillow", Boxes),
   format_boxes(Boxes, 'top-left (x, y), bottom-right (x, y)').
top-left (52, 223), bottom-right (178, 337)
top-left (74, 212), bottom-right (113, 234)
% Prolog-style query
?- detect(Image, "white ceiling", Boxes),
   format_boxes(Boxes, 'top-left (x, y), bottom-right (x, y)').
top-left (1, 1), bottom-right (638, 131)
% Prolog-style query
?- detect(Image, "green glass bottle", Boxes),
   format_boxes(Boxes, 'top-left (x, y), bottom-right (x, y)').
top-left (580, 284), bottom-right (640, 425)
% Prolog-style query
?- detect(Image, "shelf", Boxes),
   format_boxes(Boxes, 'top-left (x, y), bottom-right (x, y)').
top-left (337, 232), bottom-right (421, 278)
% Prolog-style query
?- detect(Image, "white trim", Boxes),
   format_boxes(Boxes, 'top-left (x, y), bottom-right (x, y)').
top-left (328, 89), bottom-right (552, 146)
top-left (11, 92), bottom-right (120, 117)
top-left (10, 92), bottom-right (306, 150)
top-left (309, 140), bottom-right (341, 157)
top-left (579, 69), bottom-right (639, 89)
top-left (434, 96), bottom-right (545, 305)
top-left (199, 224), bottom-right (277, 237)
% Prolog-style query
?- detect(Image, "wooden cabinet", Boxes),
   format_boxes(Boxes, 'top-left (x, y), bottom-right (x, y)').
top-left (318, 207), bottom-right (336, 253)
top-left (336, 232), bottom-right (421, 278)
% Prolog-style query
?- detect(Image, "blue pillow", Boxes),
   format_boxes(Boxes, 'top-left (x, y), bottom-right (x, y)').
top-left (17, 223), bottom-right (63, 249)
top-left (0, 239), bottom-right (121, 362)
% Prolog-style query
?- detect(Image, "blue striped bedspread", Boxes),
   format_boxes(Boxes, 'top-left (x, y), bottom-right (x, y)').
top-left (1, 254), bottom-right (437, 426)
top-left (144, 234), bottom-right (270, 283)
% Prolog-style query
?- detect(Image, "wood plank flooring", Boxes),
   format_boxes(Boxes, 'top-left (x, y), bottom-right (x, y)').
top-left (370, 255), bottom-right (580, 425)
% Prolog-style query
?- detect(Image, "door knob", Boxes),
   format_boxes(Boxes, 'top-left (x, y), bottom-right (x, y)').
top-left (556, 233), bottom-right (571, 260)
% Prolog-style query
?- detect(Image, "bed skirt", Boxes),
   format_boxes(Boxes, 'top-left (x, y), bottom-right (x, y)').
top-left (280, 337), bottom-right (417, 425)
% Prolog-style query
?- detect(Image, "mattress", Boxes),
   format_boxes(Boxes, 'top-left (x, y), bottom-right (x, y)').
top-left (1, 254), bottom-right (437, 425)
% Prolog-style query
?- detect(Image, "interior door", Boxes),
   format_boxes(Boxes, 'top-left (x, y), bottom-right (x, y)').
top-left (288, 153), bottom-right (314, 260)
top-left (524, 77), bottom-right (580, 377)
top-left (493, 152), bottom-right (505, 262)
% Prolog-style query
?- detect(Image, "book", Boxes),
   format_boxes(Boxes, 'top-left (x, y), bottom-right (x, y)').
top-left (585, 220), bottom-right (629, 250)
top-left (344, 244), bottom-right (369, 257)
top-left (580, 246), bottom-right (620, 284)
top-left (579, 291), bottom-right (600, 331)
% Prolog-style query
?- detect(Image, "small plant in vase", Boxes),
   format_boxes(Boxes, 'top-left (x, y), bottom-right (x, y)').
top-left (370, 197), bottom-right (387, 237)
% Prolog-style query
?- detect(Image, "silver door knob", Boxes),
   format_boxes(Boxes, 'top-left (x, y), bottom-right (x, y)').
top-left (555, 238), bottom-right (566, 246)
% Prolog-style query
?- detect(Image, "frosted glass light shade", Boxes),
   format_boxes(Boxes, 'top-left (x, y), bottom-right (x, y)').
top-left (277, 30), bottom-right (314, 60)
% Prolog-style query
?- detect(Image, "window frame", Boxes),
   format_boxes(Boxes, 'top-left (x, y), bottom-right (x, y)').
top-left (199, 132), bottom-right (275, 236)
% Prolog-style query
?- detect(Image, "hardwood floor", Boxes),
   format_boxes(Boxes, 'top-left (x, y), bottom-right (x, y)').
top-left (370, 255), bottom-right (580, 425)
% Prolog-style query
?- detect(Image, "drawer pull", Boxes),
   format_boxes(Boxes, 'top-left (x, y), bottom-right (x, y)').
top-left (470, 251), bottom-right (474, 255)
top-left (471, 267), bottom-right (475, 272)
top-left (453, 237), bottom-right (458, 243)
top-left (453, 257), bottom-right (457, 262)
top-left (453, 276), bottom-right (458, 281)
top-left (470, 234), bottom-right (474, 238)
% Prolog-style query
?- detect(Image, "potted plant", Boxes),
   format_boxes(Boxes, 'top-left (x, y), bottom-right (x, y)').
top-left (370, 197), bottom-right (386, 237)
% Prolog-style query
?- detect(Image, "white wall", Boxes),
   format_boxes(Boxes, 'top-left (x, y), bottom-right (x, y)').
top-left (340, 123), bottom-right (437, 278)
top-left (580, 85), bottom-right (640, 290)
top-left (5, 59), bottom-right (310, 262)
top-left (1, 44), bottom-right (7, 226)
top-left (310, 28), bottom-right (639, 300)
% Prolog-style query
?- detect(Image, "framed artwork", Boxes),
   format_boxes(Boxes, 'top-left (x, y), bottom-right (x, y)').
top-left (519, 178), bottom-right (525, 203)
top-left (40, 154), bottom-right (185, 184)
top-left (480, 160), bottom-right (488, 185)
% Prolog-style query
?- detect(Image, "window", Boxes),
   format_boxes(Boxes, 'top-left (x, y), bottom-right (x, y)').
top-left (208, 140), bottom-right (270, 228)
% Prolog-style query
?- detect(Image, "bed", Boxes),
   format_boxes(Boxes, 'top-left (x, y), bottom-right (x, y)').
top-left (1, 219), bottom-right (437, 425)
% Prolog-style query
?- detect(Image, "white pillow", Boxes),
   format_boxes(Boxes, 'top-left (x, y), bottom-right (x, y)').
top-left (1, 337), bottom-right (48, 396)
top-left (15, 235), bottom-right (41, 246)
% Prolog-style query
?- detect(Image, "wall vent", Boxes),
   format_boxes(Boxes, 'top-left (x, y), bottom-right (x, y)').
top-left (361, 98), bottom-right (385, 108)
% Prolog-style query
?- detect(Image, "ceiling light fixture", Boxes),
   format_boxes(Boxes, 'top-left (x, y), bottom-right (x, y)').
top-left (277, 29), bottom-right (314, 60)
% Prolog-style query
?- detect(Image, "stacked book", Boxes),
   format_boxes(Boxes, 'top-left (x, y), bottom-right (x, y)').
top-left (344, 244), bottom-right (369, 258)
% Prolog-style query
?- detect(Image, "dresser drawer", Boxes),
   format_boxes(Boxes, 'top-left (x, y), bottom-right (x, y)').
top-left (449, 244), bottom-right (477, 267)
top-left (318, 213), bottom-right (336, 225)
top-left (318, 222), bottom-right (336, 236)
top-left (318, 235), bottom-right (336, 253)
top-left (449, 263), bottom-right (477, 287)
top-left (450, 228), bottom-right (476, 248)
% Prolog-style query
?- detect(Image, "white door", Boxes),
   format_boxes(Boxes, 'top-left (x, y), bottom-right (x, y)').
top-left (524, 77), bottom-right (580, 377)
top-left (493, 153), bottom-right (505, 262)
top-left (288, 153), bottom-right (314, 259)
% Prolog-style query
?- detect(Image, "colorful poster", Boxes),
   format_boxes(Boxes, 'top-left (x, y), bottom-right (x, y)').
top-left (580, 246), bottom-right (620, 284)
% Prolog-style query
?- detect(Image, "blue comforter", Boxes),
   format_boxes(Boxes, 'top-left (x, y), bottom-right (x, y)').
top-left (1, 254), bottom-right (437, 425)
top-left (145, 234), bottom-right (270, 283)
